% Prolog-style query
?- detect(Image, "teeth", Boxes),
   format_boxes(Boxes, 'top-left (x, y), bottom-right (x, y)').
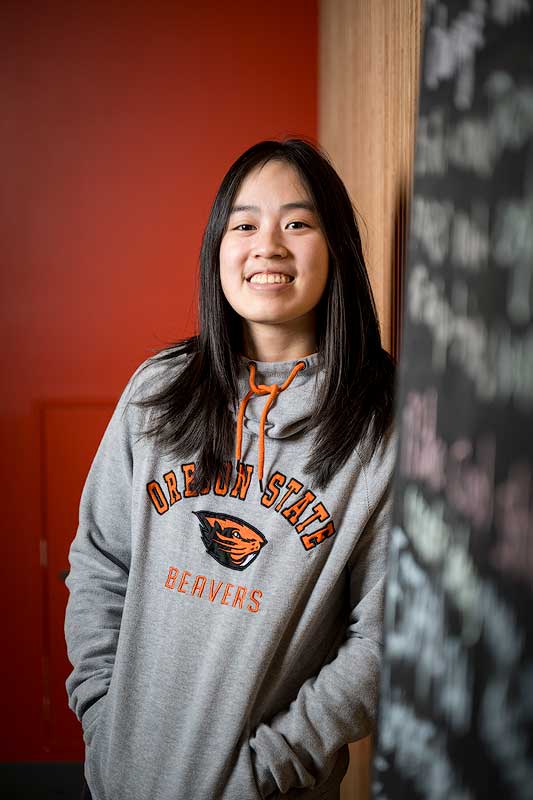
top-left (249, 273), bottom-right (292, 284)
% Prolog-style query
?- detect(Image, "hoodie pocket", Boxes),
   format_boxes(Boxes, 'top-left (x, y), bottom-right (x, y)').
top-left (222, 736), bottom-right (264, 800)
top-left (84, 693), bottom-right (114, 800)
top-left (82, 694), bottom-right (108, 749)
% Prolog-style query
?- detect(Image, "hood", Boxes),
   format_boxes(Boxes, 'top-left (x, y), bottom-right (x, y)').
top-left (235, 352), bottom-right (322, 441)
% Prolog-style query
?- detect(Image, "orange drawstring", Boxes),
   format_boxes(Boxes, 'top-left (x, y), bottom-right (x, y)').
top-left (235, 360), bottom-right (306, 492)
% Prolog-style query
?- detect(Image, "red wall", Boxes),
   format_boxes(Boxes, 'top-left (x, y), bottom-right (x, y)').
top-left (0, 0), bottom-right (317, 760)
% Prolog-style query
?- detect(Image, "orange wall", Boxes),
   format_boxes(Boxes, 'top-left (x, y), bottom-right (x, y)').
top-left (0, 0), bottom-right (317, 760)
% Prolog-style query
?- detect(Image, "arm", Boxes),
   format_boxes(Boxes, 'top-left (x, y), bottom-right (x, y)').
top-left (64, 373), bottom-right (139, 746)
top-left (249, 431), bottom-right (396, 797)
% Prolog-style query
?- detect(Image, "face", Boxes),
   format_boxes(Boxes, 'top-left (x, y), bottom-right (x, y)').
top-left (219, 159), bottom-right (329, 338)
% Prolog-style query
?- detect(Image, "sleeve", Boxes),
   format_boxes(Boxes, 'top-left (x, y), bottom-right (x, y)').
top-left (64, 369), bottom-right (141, 746)
top-left (249, 430), bottom-right (397, 798)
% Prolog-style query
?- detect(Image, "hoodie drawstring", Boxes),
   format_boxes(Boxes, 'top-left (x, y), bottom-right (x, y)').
top-left (235, 360), bottom-right (306, 493)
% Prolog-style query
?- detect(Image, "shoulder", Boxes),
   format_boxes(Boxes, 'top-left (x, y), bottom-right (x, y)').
top-left (353, 419), bottom-right (398, 507)
top-left (124, 345), bottom-right (196, 406)
top-left (361, 419), bottom-right (398, 467)
top-left (106, 346), bottom-right (196, 441)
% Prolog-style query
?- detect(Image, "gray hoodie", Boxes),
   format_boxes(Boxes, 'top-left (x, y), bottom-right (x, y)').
top-left (64, 352), bottom-right (396, 800)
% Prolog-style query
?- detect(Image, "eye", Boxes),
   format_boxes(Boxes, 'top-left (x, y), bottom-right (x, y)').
top-left (233, 223), bottom-right (256, 231)
top-left (232, 530), bottom-right (242, 538)
top-left (286, 221), bottom-right (309, 230)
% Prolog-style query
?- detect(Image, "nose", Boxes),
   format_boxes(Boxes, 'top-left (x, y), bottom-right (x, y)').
top-left (252, 226), bottom-right (288, 259)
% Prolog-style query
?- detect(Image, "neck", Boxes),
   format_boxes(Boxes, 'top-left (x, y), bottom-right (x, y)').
top-left (242, 318), bottom-right (317, 363)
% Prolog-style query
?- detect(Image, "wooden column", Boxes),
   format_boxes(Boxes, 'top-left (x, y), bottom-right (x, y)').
top-left (318, 2), bottom-right (422, 798)
top-left (319, 0), bottom-right (422, 358)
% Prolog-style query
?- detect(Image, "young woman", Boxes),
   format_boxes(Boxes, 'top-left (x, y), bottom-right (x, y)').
top-left (65, 138), bottom-right (396, 800)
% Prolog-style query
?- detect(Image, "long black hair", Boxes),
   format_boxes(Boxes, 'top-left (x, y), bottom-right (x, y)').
top-left (134, 137), bottom-right (395, 489)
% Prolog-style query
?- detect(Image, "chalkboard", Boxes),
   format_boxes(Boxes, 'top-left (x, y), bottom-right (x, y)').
top-left (373, 2), bottom-right (533, 799)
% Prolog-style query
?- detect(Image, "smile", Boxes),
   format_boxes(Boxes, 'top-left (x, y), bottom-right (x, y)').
top-left (247, 273), bottom-right (294, 285)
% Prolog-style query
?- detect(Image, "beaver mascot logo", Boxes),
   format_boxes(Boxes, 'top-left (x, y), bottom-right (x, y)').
top-left (193, 511), bottom-right (267, 571)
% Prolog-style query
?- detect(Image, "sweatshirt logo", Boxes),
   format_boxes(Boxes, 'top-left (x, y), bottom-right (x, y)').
top-left (193, 511), bottom-right (267, 571)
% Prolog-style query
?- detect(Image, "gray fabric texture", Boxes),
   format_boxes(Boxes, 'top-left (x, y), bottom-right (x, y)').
top-left (64, 352), bottom-right (396, 800)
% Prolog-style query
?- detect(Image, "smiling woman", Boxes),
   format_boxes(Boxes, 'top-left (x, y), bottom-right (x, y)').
top-left (65, 138), bottom-right (397, 800)
top-left (219, 160), bottom-right (329, 361)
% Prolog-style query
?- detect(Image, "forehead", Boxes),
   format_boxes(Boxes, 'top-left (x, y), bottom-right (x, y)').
top-left (234, 159), bottom-right (311, 202)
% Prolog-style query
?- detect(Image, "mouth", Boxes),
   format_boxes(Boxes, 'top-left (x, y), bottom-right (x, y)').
top-left (246, 271), bottom-right (294, 285)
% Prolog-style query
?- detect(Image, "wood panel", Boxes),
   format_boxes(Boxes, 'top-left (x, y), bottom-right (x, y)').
top-left (319, 0), bottom-right (422, 357)
top-left (318, 2), bottom-right (422, 797)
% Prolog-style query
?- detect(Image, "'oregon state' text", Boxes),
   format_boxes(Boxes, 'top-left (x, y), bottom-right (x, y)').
top-left (147, 460), bottom-right (335, 551)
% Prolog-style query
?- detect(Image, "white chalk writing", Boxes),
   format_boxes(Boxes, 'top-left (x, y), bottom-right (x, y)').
top-left (381, 522), bottom-right (533, 798)
top-left (374, 697), bottom-right (474, 800)
top-left (450, 202), bottom-right (490, 269)
top-left (411, 197), bottom-right (454, 264)
top-left (384, 525), bottom-right (475, 734)
top-left (408, 264), bottom-right (533, 405)
top-left (415, 109), bottom-right (448, 176)
top-left (492, 195), bottom-right (533, 323)
top-left (424, 1), bottom-right (485, 110)
top-left (416, 76), bottom-right (533, 177)
top-left (491, 0), bottom-right (530, 26)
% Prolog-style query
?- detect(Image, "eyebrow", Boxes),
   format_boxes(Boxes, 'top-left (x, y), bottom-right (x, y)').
top-left (229, 201), bottom-right (316, 215)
